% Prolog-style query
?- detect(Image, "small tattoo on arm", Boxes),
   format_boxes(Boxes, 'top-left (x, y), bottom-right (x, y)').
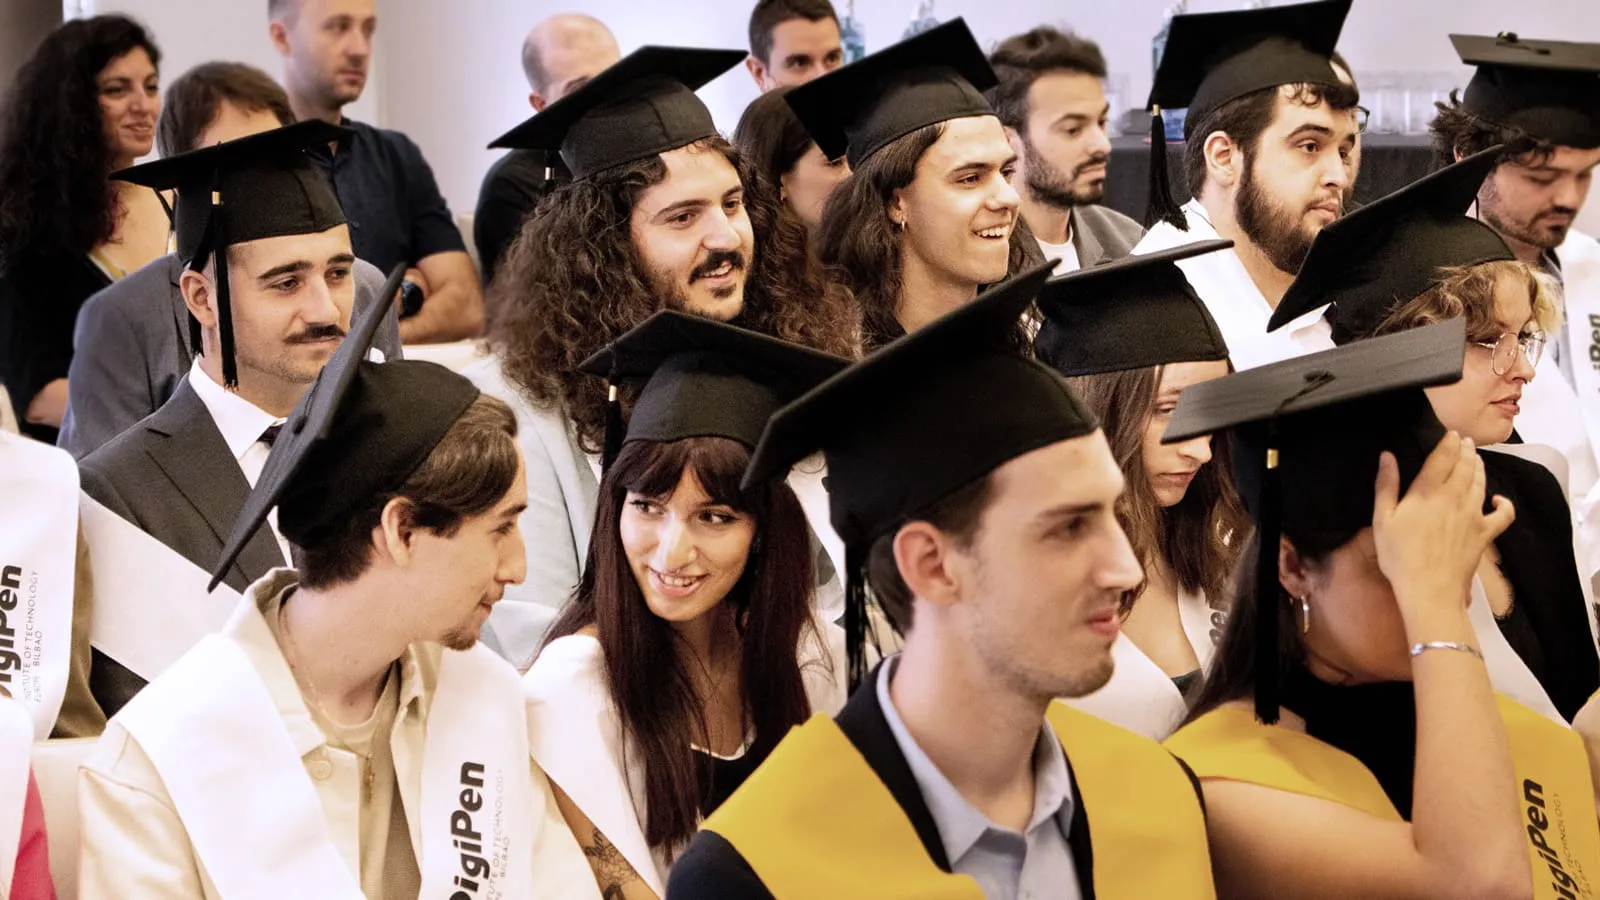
top-left (584, 828), bottom-right (637, 898)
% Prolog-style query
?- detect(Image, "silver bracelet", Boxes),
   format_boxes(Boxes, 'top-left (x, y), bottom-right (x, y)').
top-left (1409, 641), bottom-right (1484, 660)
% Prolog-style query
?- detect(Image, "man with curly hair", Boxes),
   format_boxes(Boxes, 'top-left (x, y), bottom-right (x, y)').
top-left (1431, 34), bottom-right (1600, 572)
top-left (467, 47), bottom-right (858, 669)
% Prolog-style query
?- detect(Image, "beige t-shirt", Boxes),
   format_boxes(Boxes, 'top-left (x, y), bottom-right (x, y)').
top-left (265, 593), bottom-right (421, 900)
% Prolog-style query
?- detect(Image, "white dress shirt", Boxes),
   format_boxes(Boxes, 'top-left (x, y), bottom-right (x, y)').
top-left (186, 360), bottom-right (291, 561)
top-left (1134, 199), bottom-right (1335, 370)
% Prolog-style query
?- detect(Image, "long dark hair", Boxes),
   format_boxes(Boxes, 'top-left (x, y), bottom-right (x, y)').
top-left (0, 15), bottom-right (161, 270)
top-left (1066, 365), bottom-right (1247, 605)
top-left (544, 436), bottom-right (818, 856)
top-left (487, 137), bottom-right (859, 452)
top-left (815, 122), bottom-right (1042, 352)
top-left (731, 86), bottom-right (813, 195)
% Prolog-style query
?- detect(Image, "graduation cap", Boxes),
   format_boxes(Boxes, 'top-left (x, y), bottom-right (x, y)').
top-left (112, 121), bottom-right (349, 389)
top-left (784, 18), bottom-right (997, 167)
top-left (577, 310), bottom-right (851, 468)
top-left (1163, 319), bottom-right (1466, 723)
top-left (488, 46), bottom-right (746, 180)
top-left (1034, 240), bottom-right (1233, 377)
top-left (207, 264), bottom-right (480, 591)
top-left (1271, 147), bottom-right (1513, 342)
top-left (1144, 0), bottom-right (1352, 228)
top-left (1453, 33), bottom-right (1600, 150)
top-left (744, 259), bottom-right (1097, 685)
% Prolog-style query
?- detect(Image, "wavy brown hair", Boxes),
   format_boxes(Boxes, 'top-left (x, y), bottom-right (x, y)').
top-left (816, 122), bottom-right (1042, 352)
top-left (487, 137), bottom-right (858, 451)
top-left (1066, 366), bottom-right (1247, 606)
top-left (544, 436), bottom-right (819, 857)
top-left (1369, 260), bottom-right (1556, 345)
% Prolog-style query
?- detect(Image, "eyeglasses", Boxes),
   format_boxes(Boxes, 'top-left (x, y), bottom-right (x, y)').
top-left (1354, 105), bottom-right (1370, 134)
top-left (1469, 331), bottom-right (1546, 376)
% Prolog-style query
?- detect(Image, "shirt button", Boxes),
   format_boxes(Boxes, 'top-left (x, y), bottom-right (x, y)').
top-left (308, 758), bottom-right (333, 781)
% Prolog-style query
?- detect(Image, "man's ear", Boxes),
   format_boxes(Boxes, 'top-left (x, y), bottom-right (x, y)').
top-left (377, 496), bottom-right (416, 568)
top-left (529, 92), bottom-right (547, 112)
top-left (892, 521), bottom-right (964, 612)
top-left (1004, 125), bottom-right (1025, 164)
top-left (1203, 131), bottom-right (1242, 190)
top-left (745, 55), bottom-right (768, 90)
top-left (179, 267), bottom-right (218, 329)
top-left (888, 188), bottom-right (909, 230)
top-left (268, 20), bottom-right (293, 58)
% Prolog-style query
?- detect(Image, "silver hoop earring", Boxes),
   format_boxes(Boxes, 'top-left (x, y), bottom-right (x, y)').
top-left (1298, 595), bottom-right (1311, 635)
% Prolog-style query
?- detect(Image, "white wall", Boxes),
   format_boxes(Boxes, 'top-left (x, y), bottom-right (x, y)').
top-left (82, 0), bottom-right (1600, 235)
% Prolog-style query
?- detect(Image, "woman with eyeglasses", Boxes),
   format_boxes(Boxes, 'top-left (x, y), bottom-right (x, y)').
top-left (1271, 150), bottom-right (1599, 722)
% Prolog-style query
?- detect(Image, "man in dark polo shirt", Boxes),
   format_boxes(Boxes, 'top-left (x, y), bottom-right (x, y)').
top-left (474, 13), bottom-right (620, 289)
top-left (268, 0), bottom-right (483, 344)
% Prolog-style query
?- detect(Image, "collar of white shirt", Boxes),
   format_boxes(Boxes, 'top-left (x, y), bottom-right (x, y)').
top-left (187, 359), bottom-right (285, 462)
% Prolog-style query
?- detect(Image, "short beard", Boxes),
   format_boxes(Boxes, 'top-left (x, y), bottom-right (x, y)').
top-left (1021, 133), bottom-right (1106, 210)
top-left (1235, 157), bottom-right (1317, 275)
top-left (437, 621), bottom-right (480, 652)
top-left (1480, 177), bottom-right (1570, 251)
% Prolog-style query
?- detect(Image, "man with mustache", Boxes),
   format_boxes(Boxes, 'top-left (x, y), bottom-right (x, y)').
top-left (1133, 0), bottom-right (1359, 370)
top-left (989, 27), bottom-right (1145, 272)
top-left (77, 122), bottom-right (372, 718)
top-left (1430, 35), bottom-right (1600, 570)
top-left (468, 48), bottom-right (856, 666)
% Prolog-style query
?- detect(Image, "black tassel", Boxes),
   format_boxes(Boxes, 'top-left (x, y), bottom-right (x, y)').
top-left (843, 543), bottom-right (870, 693)
top-left (1253, 430), bottom-right (1284, 725)
top-left (601, 382), bottom-right (623, 473)
top-left (1145, 108), bottom-right (1189, 232)
top-left (209, 197), bottom-right (239, 390)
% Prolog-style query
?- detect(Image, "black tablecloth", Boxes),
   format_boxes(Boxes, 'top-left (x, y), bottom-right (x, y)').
top-left (1100, 134), bottom-right (1438, 223)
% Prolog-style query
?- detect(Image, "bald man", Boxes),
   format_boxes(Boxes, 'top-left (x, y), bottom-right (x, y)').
top-left (473, 13), bottom-right (621, 287)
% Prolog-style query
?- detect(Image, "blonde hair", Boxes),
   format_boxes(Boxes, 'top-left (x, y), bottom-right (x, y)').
top-left (1374, 259), bottom-right (1558, 342)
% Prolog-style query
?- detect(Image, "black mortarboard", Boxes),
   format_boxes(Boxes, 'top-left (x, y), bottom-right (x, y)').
top-left (745, 259), bottom-right (1096, 685)
top-left (112, 121), bottom-right (350, 389)
top-left (784, 18), bottom-right (997, 168)
top-left (578, 310), bottom-right (850, 467)
top-left (488, 46), bottom-right (746, 180)
top-left (1453, 33), bottom-right (1600, 150)
top-left (207, 265), bottom-right (481, 591)
top-left (1144, 0), bottom-right (1352, 228)
top-left (1034, 240), bottom-right (1233, 377)
top-left (1164, 319), bottom-right (1466, 723)
top-left (1271, 148), bottom-right (1513, 341)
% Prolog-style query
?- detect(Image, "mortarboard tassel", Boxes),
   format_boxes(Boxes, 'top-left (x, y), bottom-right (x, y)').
top-left (843, 542), bottom-right (871, 692)
top-left (600, 382), bottom-right (623, 472)
top-left (1253, 428), bottom-right (1284, 725)
top-left (208, 192), bottom-right (239, 389)
top-left (1145, 107), bottom-right (1190, 231)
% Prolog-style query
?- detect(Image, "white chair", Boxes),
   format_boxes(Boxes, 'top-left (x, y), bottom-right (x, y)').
top-left (31, 738), bottom-right (95, 900)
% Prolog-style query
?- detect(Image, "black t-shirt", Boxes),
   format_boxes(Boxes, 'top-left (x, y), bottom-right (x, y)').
top-left (310, 118), bottom-right (466, 275)
top-left (0, 253), bottom-right (111, 443)
top-left (473, 149), bottom-right (568, 286)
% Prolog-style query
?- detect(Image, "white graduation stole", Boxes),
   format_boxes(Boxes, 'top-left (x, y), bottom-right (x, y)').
top-left (0, 695), bottom-right (34, 899)
top-left (117, 635), bottom-right (535, 899)
top-left (80, 492), bottom-right (244, 682)
top-left (1470, 575), bottom-right (1565, 724)
top-left (0, 434), bottom-right (78, 735)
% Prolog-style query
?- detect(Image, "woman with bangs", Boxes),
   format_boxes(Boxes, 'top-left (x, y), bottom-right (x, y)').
top-left (524, 312), bottom-right (849, 900)
top-left (1034, 241), bottom-right (1248, 738)
top-left (1269, 150), bottom-right (1599, 721)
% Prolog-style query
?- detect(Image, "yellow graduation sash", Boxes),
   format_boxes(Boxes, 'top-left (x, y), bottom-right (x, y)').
top-left (700, 701), bottom-right (1215, 899)
top-left (1166, 696), bottom-right (1600, 899)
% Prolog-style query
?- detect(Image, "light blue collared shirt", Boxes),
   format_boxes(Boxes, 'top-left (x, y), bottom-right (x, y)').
top-left (876, 657), bottom-right (1082, 900)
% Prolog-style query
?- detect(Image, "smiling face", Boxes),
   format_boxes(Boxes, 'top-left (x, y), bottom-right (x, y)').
top-left (891, 115), bottom-right (1021, 292)
top-left (631, 143), bottom-right (755, 322)
top-left (1013, 71), bottom-right (1112, 208)
top-left (1424, 269), bottom-right (1540, 445)
top-left (1143, 360), bottom-right (1230, 508)
top-left (98, 47), bottom-right (160, 163)
top-left (620, 466), bottom-right (756, 626)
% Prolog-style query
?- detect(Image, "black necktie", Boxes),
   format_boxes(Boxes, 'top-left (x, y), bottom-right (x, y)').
top-left (260, 423), bottom-right (284, 447)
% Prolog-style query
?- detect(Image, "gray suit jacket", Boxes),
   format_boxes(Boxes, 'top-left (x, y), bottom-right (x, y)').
top-left (1071, 204), bottom-right (1146, 268)
top-left (78, 378), bottom-right (287, 717)
top-left (58, 255), bottom-right (404, 459)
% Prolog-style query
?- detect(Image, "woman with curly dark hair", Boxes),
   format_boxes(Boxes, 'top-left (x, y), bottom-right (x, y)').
top-left (731, 86), bottom-right (850, 233)
top-left (1034, 242), bottom-right (1248, 739)
top-left (467, 47), bottom-right (858, 666)
top-left (0, 14), bottom-right (167, 442)
top-left (788, 19), bottom-right (1043, 352)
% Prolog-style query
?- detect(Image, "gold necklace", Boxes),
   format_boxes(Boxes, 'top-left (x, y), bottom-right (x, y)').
top-left (278, 600), bottom-right (377, 803)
